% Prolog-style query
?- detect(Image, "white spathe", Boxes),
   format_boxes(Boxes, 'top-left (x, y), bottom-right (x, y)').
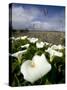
top-left (10, 37), bottom-right (15, 40)
top-left (20, 36), bottom-right (27, 40)
top-left (21, 54), bottom-right (51, 83)
top-left (36, 42), bottom-right (44, 48)
top-left (15, 37), bottom-right (21, 40)
top-left (28, 37), bottom-right (38, 43)
top-left (15, 36), bottom-right (27, 40)
top-left (45, 47), bottom-right (63, 62)
top-left (21, 44), bottom-right (30, 48)
top-left (44, 42), bottom-right (49, 46)
top-left (11, 50), bottom-right (27, 61)
top-left (51, 44), bottom-right (64, 50)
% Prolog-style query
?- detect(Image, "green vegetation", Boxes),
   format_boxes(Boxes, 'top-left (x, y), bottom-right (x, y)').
top-left (9, 31), bottom-right (65, 87)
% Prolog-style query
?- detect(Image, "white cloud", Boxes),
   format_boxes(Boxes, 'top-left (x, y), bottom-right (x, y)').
top-left (12, 6), bottom-right (33, 29)
top-left (12, 5), bottom-right (42, 29)
top-left (31, 21), bottom-right (57, 31)
top-left (12, 5), bottom-right (65, 31)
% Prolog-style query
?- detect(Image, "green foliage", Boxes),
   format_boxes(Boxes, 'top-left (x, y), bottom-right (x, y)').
top-left (10, 39), bottom-right (29, 53)
top-left (9, 37), bottom-right (65, 86)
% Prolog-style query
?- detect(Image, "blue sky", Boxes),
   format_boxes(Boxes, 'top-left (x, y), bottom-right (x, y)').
top-left (11, 3), bottom-right (65, 31)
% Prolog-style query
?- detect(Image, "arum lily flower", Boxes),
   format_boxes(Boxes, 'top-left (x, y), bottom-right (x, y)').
top-left (45, 47), bottom-right (63, 62)
top-left (10, 37), bottom-right (15, 40)
top-left (20, 36), bottom-right (27, 40)
top-left (21, 44), bottom-right (30, 49)
top-left (21, 54), bottom-right (51, 83)
top-left (15, 36), bottom-right (27, 40)
top-left (28, 37), bottom-right (38, 43)
top-left (36, 42), bottom-right (44, 48)
top-left (15, 37), bottom-right (21, 40)
top-left (11, 50), bottom-right (27, 62)
top-left (51, 44), bottom-right (64, 50)
top-left (44, 42), bottom-right (49, 46)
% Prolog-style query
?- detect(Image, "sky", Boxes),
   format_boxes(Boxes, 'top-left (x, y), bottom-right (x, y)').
top-left (10, 3), bottom-right (65, 31)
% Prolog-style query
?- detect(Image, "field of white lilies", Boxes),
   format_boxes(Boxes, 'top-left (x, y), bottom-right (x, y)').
top-left (9, 36), bottom-right (65, 86)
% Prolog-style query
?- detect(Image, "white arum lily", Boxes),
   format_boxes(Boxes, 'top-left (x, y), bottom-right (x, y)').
top-left (36, 42), bottom-right (44, 48)
top-left (28, 37), bottom-right (38, 43)
top-left (45, 47), bottom-right (63, 62)
top-left (44, 42), bottom-right (49, 46)
top-left (10, 37), bottom-right (15, 40)
top-left (15, 36), bottom-right (27, 40)
top-left (11, 50), bottom-right (27, 62)
top-left (21, 54), bottom-right (51, 83)
top-left (15, 37), bottom-right (21, 40)
top-left (20, 36), bottom-right (27, 40)
top-left (51, 44), bottom-right (64, 50)
top-left (21, 44), bottom-right (30, 49)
